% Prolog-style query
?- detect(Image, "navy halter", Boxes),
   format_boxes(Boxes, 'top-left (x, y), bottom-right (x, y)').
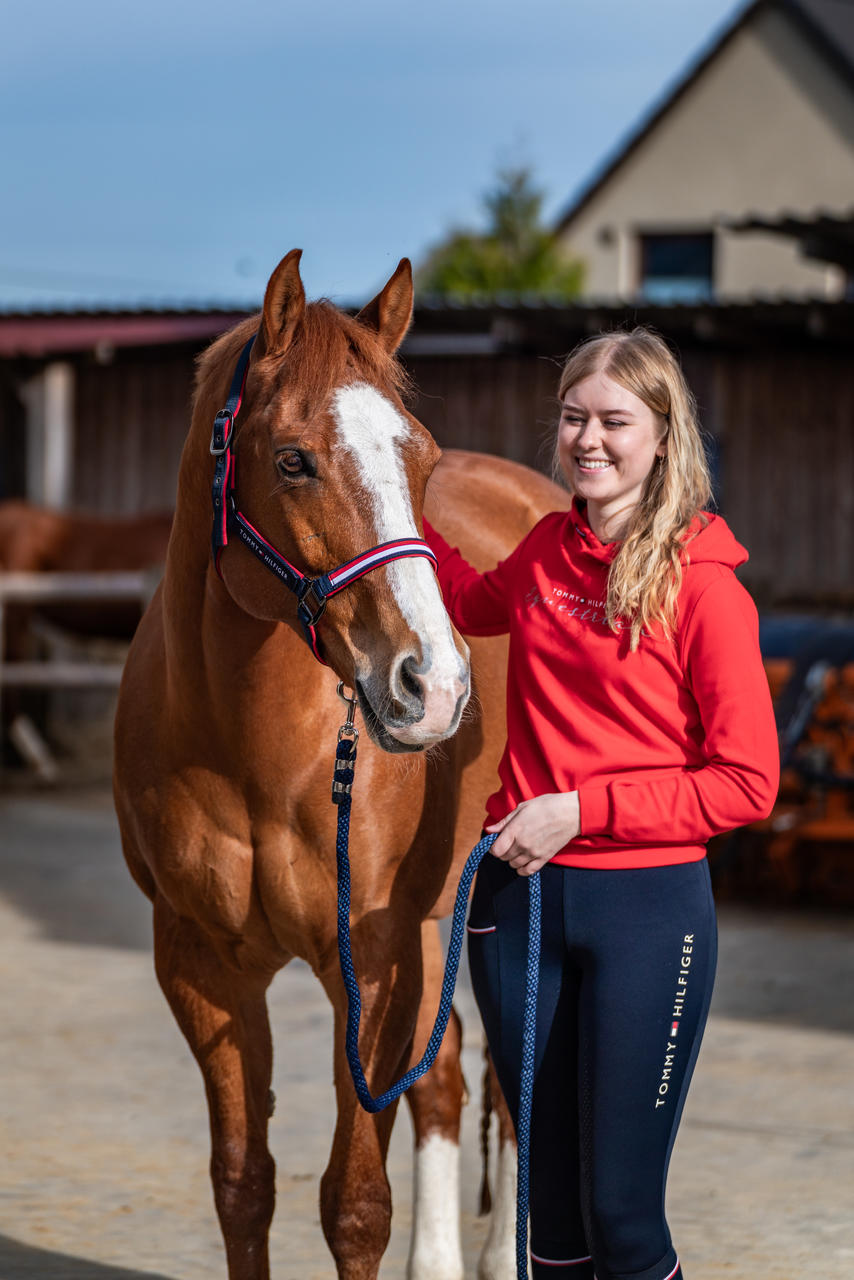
top-left (210, 334), bottom-right (438, 663)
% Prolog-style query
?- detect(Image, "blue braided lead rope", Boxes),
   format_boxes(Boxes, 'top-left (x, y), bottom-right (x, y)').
top-left (332, 735), bottom-right (542, 1280)
top-left (516, 867), bottom-right (541, 1278)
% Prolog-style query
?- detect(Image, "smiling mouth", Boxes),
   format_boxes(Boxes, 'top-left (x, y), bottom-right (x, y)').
top-left (575, 458), bottom-right (613, 470)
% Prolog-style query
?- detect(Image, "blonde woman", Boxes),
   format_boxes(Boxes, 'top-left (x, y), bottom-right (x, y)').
top-left (424, 328), bottom-right (779, 1280)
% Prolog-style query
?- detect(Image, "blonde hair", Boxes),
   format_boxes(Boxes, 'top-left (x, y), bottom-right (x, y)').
top-left (556, 327), bottom-right (712, 649)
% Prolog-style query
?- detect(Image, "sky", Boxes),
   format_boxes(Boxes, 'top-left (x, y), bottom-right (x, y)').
top-left (0, 0), bottom-right (746, 312)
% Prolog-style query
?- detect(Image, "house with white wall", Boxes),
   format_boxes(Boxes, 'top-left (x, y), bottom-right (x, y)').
top-left (555, 0), bottom-right (854, 302)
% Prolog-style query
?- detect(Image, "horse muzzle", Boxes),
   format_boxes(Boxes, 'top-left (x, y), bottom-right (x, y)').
top-left (356, 649), bottom-right (470, 753)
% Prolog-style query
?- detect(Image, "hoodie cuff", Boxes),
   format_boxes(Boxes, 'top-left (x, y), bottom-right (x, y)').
top-left (578, 784), bottom-right (612, 836)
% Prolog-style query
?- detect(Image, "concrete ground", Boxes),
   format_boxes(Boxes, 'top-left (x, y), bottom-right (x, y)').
top-left (0, 783), bottom-right (852, 1280)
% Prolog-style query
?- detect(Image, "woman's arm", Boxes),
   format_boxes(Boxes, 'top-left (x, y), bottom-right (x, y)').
top-left (423, 518), bottom-right (515, 636)
top-left (577, 573), bottom-right (780, 844)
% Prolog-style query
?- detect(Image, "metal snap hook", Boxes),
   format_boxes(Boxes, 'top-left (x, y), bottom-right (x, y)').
top-left (336, 681), bottom-right (359, 742)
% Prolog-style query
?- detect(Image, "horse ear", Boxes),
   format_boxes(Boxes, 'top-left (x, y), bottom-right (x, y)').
top-left (356, 258), bottom-right (414, 353)
top-left (256, 249), bottom-right (306, 359)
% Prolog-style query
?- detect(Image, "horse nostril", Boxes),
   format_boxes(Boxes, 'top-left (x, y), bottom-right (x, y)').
top-left (399, 655), bottom-right (423, 703)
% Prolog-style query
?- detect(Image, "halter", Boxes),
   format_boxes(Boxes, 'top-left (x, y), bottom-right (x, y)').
top-left (210, 334), bottom-right (438, 663)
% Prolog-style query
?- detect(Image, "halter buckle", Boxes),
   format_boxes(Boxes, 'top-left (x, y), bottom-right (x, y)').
top-left (210, 409), bottom-right (234, 456)
top-left (297, 580), bottom-right (327, 628)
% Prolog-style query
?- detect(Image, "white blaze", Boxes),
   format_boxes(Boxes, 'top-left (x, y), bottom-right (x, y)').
top-left (407, 1133), bottom-right (464, 1280)
top-left (331, 383), bottom-right (466, 735)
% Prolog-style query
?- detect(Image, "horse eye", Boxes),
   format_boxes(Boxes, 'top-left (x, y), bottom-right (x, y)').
top-left (277, 450), bottom-right (305, 476)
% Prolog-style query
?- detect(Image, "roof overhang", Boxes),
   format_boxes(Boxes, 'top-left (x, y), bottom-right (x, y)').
top-left (0, 310), bottom-right (255, 359)
top-left (722, 210), bottom-right (854, 271)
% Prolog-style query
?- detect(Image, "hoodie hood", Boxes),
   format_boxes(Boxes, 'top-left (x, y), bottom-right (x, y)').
top-left (569, 499), bottom-right (747, 570)
top-left (681, 511), bottom-right (747, 569)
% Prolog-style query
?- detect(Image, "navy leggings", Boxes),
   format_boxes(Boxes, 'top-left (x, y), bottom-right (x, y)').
top-left (467, 855), bottom-right (717, 1280)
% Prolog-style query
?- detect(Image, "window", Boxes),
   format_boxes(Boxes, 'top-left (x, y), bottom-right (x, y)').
top-left (639, 232), bottom-right (714, 302)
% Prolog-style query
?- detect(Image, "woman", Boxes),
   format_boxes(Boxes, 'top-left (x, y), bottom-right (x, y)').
top-left (424, 328), bottom-right (779, 1280)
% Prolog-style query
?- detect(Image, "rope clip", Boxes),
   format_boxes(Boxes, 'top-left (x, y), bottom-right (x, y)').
top-left (336, 682), bottom-right (359, 743)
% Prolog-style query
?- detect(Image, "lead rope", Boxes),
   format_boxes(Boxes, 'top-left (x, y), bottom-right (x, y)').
top-left (332, 684), bottom-right (540, 1280)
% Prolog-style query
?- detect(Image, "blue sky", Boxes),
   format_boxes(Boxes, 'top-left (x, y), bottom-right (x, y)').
top-left (0, 0), bottom-right (745, 310)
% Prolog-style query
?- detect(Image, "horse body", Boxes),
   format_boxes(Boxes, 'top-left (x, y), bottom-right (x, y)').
top-left (0, 501), bottom-right (173, 578)
top-left (113, 251), bottom-right (567, 1280)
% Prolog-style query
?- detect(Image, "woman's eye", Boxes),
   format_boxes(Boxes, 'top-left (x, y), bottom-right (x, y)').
top-left (277, 450), bottom-right (305, 476)
top-left (605, 420), bottom-right (626, 429)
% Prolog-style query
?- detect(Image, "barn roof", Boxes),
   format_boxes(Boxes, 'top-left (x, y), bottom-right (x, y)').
top-left (0, 306), bottom-right (256, 358)
top-left (554, 0), bottom-right (854, 236)
top-left (405, 294), bottom-right (854, 353)
top-left (2, 293), bottom-right (853, 364)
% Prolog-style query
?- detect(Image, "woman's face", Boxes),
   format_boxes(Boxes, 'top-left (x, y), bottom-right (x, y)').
top-left (557, 368), bottom-right (666, 539)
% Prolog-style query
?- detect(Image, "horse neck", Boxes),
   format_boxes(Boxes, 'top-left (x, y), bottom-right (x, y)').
top-left (163, 330), bottom-right (273, 661)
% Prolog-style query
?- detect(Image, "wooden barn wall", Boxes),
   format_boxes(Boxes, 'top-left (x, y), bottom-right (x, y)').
top-left (66, 340), bottom-right (854, 610)
top-left (73, 348), bottom-right (197, 515)
top-left (715, 351), bottom-right (854, 610)
top-left (406, 346), bottom-right (853, 611)
top-left (405, 352), bottom-right (565, 475)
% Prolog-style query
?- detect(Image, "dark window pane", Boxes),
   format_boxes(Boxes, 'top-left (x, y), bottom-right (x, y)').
top-left (640, 233), bottom-right (714, 302)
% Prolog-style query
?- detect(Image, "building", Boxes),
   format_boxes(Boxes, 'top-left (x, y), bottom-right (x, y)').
top-left (555, 0), bottom-right (854, 302)
top-left (2, 0), bottom-right (852, 613)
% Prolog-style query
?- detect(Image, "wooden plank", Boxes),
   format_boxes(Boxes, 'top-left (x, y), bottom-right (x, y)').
top-left (0, 571), bottom-right (155, 603)
top-left (0, 662), bottom-right (125, 687)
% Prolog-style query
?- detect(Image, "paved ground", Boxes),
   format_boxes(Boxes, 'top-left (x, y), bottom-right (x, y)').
top-left (0, 783), bottom-right (853, 1279)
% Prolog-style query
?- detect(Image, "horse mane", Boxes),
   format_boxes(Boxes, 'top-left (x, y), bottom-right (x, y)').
top-left (194, 301), bottom-right (413, 415)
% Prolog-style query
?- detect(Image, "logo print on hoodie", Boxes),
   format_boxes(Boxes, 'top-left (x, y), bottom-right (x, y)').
top-left (524, 585), bottom-right (631, 633)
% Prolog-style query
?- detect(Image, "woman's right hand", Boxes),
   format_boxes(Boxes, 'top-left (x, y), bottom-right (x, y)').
top-left (485, 792), bottom-right (581, 876)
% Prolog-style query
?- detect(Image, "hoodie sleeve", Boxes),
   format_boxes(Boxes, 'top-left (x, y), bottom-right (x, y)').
top-left (578, 571), bottom-right (780, 844)
top-left (422, 518), bottom-right (515, 636)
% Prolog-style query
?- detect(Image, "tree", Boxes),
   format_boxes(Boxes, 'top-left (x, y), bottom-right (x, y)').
top-left (417, 167), bottom-right (584, 301)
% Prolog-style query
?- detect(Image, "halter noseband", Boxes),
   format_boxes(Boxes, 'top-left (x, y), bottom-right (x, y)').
top-left (210, 334), bottom-right (438, 664)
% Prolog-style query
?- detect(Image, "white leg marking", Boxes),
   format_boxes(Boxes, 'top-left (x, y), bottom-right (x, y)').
top-left (407, 1133), bottom-right (464, 1280)
top-left (479, 1139), bottom-right (519, 1280)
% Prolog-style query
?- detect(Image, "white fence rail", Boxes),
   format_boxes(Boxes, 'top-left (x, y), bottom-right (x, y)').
top-left (0, 571), bottom-right (157, 688)
top-left (0, 572), bottom-right (159, 776)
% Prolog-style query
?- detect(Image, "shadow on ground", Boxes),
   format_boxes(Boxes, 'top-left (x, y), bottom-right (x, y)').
top-left (711, 903), bottom-right (854, 1035)
top-left (0, 787), bottom-right (152, 950)
top-left (0, 1234), bottom-right (176, 1280)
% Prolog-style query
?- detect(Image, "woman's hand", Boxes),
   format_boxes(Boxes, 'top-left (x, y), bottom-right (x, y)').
top-left (485, 792), bottom-right (581, 876)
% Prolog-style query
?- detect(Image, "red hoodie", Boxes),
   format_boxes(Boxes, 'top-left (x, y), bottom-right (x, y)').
top-left (426, 500), bottom-right (779, 870)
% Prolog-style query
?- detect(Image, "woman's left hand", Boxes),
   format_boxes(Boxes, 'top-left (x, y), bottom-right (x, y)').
top-left (485, 792), bottom-right (581, 876)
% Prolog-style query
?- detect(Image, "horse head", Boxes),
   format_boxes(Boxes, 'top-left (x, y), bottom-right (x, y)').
top-left (202, 249), bottom-right (470, 753)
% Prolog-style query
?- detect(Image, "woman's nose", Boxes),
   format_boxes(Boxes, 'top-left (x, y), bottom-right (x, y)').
top-left (575, 418), bottom-right (600, 446)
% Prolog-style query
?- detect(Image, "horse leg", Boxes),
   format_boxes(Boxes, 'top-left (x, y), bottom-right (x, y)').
top-left (319, 932), bottom-right (427, 1280)
top-left (153, 895), bottom-right (276, 1280)
top-left (478, 1049), bottom-right (517, 1280)
top-left (404, 919), bottom-right (465, 1280)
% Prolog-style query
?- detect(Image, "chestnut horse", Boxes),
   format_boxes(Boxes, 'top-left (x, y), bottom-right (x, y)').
top-left (113, 250), bottom-right (567, 1280)
top-left (0, 500), bottom-right (172, 651)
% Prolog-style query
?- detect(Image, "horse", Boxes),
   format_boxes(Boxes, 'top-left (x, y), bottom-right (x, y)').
top-left (0, 500), bottom-right (173, 653)
top-left (0, 501), bottom-right (173, 763)
top-left (113, 249), bottom-right (568, 1280)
